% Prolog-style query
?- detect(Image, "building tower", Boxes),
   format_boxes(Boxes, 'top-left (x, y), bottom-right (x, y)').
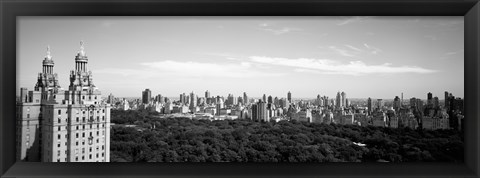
top-left (267, 95), bottom-right (273, 104)
top-left (427, 92), bottom-right (433, 107)
top-left (17, 42), bottom-right (111, 162)
top-left (287, 91), bottom-right (292, 103)
top-left (142, 89), bottom-right (151, 104)
top-left (336, 92), bottom-right (342, 108)
top-left (243, 92), bottom-right (249, 105)
top-left (257, 100), bottom-right (269, 122)
top-left (189, 91), bottom-right (197, 112)
top-left (341, 91), bottom-right (346, 108)
top-left (367, 97), bottom-right (372, 114)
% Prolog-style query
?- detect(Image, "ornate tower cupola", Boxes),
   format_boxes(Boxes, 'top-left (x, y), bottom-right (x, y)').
top-left (75, 40), bottom-right (88, 72)
top-left (42, 45), bottom-right (54, 74)
top-left (35, 45), bottom-right (60, 92)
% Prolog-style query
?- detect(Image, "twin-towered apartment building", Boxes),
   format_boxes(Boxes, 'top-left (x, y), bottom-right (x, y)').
top-left (16, 42), bottom-right (111, 162)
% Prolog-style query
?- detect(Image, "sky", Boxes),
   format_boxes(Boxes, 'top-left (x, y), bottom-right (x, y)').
top-left (17, 16), bottom-right (464, 99)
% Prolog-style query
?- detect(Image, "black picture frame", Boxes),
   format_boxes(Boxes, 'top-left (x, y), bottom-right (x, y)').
top-left (1, 0), bottom-right (479, 177)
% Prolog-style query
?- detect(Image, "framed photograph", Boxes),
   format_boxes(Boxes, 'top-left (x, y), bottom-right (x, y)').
top-left (1, 0), bottom-right (479, 177)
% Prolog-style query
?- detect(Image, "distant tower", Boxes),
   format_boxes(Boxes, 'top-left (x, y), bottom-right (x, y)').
top-left (267, 95), bottom-right (273, 104)
top-left (287, 91), bottom-right (292, 103)
top-left (336, 92), bottom-right (342, 108)
top-left (427, 92), bottom-right (433, 107)
top-left (142, 89), bottom-right (151, 104)
top-left (189, 91), bottom-right (197, 111)
top-left (243, 92), bottom-right (249, 105)
top-left (262, 94), bottom-right (267, 103)
top-left (367, 97), bottom-right (372, 113)
top-left (257, 100), bottom-right (269, 122)
top-left (393, 96), bottom-right (400, 110)
top-left (341, 91), bottom-right (346, 107)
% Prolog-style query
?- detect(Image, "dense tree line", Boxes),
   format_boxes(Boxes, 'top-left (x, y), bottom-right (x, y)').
top-left (110, 109), bottom-right (464, 162)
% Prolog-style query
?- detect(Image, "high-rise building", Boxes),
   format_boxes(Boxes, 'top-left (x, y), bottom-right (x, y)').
top-left (427, 92), bottom-right (433, 107)
top-left (267, 95), bottom-right (273, 104)
top-left (205, 90), bottom-right (210, 99)
top-left (433, 96), bottom-right (439, 108)
top-left (243, 92), bottom-right (249, 105)
top-left (262, 94), bottom-right (267, 103)
top-left (341, 91), bottom-right (346, 107)
top-left (367, 97), bottom-right (372, 114)
top-left (142, 89), bottom-right (151, 104)
top-left (251, 104), bottom-right (258, 121)
top-left (444, 91), bottom-right (450, 109)
top-left (189, 92), bottom-right (197, 111)
top-left (336, 92), bottom-right (342, 108)
top-left (274, 97), bottom-right (279, 107)
top-left (107, 93), bottom-right (115, 104)
top-left (155, 94), bottom-right (164, 104)
top-left (287, 91), bottom-right (292, 103)
top-left (393, 96), bottom-right (401, 110)
top-left (257, 101), bottom-right (269, 122)
top-left (376, 99), bottom-right (383, 109)
top-left (17, 42), bottom-right (111, 162)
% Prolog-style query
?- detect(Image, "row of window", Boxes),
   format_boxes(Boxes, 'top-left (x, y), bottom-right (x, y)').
top-left (55, 123), bottom-right (106, 131)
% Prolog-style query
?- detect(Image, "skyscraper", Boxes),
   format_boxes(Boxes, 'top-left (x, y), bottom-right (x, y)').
top-left (142, 89), bottom-right (151, 104)
top-left (205, 90), bottom-right (210, 99)
top-left (393, 96), bottom-right (401, 110)
top-left (336, 92), bottom-right (342, 108)
top-left (287, 91), bottom-right (292, 103)
top-left (257, 101), bottom-right (269, 122)
top-left (427, 92), bottom-right (433, 107)
top-left (189, 91), bottom-right (197, 111)
top-left (341, 91), bottom-right (346, 107)
top-left (367, 97), bottom-right (372, 113)
top-left (17, 42), bottom-right (111, 162)
top-left (243, 92), bottom-right (249, 105)
top-left (262, 94), bottom-right (267, 103)
top-left (107, 93), bottom-right (115, 104)
top-left (267, 95), bottom-right (273, 104)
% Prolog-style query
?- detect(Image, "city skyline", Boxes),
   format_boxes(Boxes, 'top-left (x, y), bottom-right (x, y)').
top-left (17, 17), bottom-right (464, 98)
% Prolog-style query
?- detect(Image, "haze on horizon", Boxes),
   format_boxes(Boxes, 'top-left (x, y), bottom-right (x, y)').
top-left (17, 17), bottom-right (464, 100)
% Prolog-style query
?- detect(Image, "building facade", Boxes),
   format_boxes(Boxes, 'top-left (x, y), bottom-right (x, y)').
top-left (17, 42), bottom-right (111, 162)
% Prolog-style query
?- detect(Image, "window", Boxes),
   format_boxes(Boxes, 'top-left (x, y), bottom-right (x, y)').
top-left (76, 126), bottom-right (79, 130)
top-left (82, 125), bottom-right (85, 129)
top-left (82, 133), bottom-right (85, 137)
top-left (82, 141), bottom-right (85, 145)
top-left (58, 118), bottom-right (61, 123)
top-left (57, 159), bottom-right (60, 162)
top-left (102, 109), bottom-right (104, 113)
top-left (102, 153), bottom-right (104, 157)
top-left (82, 117), bottom-right (85, 122)
top-left (102, 116), bottom-right (104, 121)
top-left (76, 133), bottom-right (79, 138)
top-left (27, 114), bottom-right (30, 118)
top-left (96, 139), bottom-right (99, 143)
top-left (89, 96), bottom-right (91, 100)
top-left (58, 127), bottom-right (60, 131)
top-left (96, 131), bottom-right (99, 136)
top-left (75, 157), bottom-right (78, 161)
top-left (89, 147), bottom-right (92, 152)
top-left (82, 156), bottom-right (84, 160)
top-left (102, 145), bottom-right (104, 150)
top-left (57, 150), bottom-right (61, 156)
top-left (82, 96), bottom-right (85, 100)
top-left (76, 117), bottom-right (79, 122)
top-left (96, 154), bottom-right (99, 158)
top-left (58, 110), bottom-right (61, 115)
top-left (57, 143), bottom-right (60, 147)
top-left (95, 96), bottom-right (97, 100)
top-left (89, 155), bottom-right (92, 159)
top-left (58, 134), bottom-right (61, 139)
top-left (83, 111), bottom-right (85, 114)
top-left (82, 148), bottom-right (85, 153)
top-left (76, 142), bottom-right (78, 146)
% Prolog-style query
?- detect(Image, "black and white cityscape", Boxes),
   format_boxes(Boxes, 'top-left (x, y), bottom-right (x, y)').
top-left (17, 17), bottom-right (464, 162)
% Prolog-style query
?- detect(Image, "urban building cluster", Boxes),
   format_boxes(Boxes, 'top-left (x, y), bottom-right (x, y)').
top-left (16, 42), bottom-right (111, 162)
top-left (110, 88), bottom-right (464, 131)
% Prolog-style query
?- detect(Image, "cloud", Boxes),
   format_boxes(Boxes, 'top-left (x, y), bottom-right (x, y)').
top-left (337, 16), bottom-right (370, 26)
top-left (329, 46), bottom-right (356, 57)
top-left (363, 43), bottom-right (382, 54)
top-left (258, 23), bottom-right (302, 35)
top-left (95, 60), bottom-right (285, 79)
top-left (249, 56), bottom-right (437, 76)
top-left (322, 44), bottom-right (381, 58)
